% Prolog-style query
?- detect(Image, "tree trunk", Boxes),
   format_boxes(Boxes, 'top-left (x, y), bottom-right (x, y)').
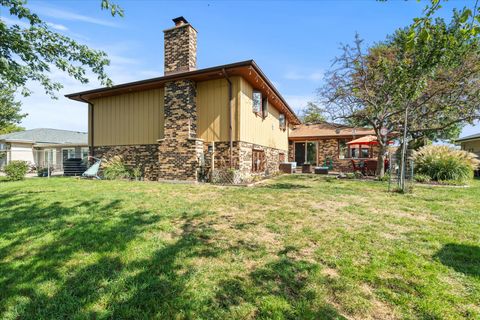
top-left (376, 145), bottom-right (386, 177)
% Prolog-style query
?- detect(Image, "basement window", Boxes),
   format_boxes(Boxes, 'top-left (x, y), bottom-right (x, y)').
top-left (252, 91), bottom-right (262, 114)
top-left (252, 149), bottom-right (265, 172)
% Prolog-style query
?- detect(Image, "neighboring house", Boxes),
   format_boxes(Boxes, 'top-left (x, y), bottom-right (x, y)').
top-left (66, 17), bottom-right (301, 181)
top-left (0, 128), bottom-right (88, 171)
top-left (457, 132), bottom-right (480, 157)
top-left (288, 123), bottom-right (377, 172)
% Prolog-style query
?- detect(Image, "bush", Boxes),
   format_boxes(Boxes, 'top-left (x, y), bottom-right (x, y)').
top-left (345, 172), bottom-right (356, 179)
top-left (412, 145), bottom-right (480, 183)
top-left (101, 156), bottom-right (131, 180)
top-left (4, 160), bottom-right (29, 181)
top-left (376, 174), bottom-right (390, 182)
top-left (414, 174), bottom-right (431, 183)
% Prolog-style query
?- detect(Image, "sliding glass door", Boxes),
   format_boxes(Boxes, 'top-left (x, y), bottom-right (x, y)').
top-left (295, 142), bottom-right (306, 165)
top-left (294, 141), bottom-right (318, 166)
top-left (306, 142), bottom-right (317, 165)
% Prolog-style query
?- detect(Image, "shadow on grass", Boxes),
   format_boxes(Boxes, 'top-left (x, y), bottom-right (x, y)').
top-left (262, 183), bottom-right (312, 190)
top-left (0, 187), bottom-right (344, 319)
top-left (0, 191), bottom-right (161, 318)
top-left (214, 247), bottom-right (346, 319)
top-left (435, 243), bottom-right (480, 277)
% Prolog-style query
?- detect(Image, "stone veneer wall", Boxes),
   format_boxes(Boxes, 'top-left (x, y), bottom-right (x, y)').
top-left (94, 145), bottom-right (159, 180)
top-left (288, 138), bottom-right (380, 173)
top-left (203, 141), bottom-right (286, 178)
top-left (164, 23), bottom-right (197, 74)
top-left (158, 79), bottom-right (204, 181)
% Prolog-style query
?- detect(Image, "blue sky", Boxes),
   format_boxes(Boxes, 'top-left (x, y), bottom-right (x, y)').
top-left (2, 0), bottom-right (478, 137)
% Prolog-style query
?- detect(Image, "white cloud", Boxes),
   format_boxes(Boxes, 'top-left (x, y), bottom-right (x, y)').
top-left (283, 69), bottom-right (324, 82)
top-left (46, 22), bottom-right (68, 31)
top-left (1, 16), bottom-right (30, 28)
top-left (34, 6), bottom-right (120, 28)
top-left (283, 95), bottom-right (314, 114)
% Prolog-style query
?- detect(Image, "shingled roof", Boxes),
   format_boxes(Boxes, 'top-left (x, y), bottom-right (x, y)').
top-left (289, 122), bottom-right (375, 139)
top-left (0, 128), bottom-right (87, 145)
top-left (456, 132), bottom-right (480, 142)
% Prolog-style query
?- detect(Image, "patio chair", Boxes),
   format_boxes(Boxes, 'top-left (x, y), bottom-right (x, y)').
top-left (351, 160), bottom-right (366, 176)
top-left (82, 157), bottom-right (102, 179)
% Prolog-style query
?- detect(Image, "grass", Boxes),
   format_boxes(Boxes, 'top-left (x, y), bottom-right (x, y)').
top-left (0, 175), bottom-right (479, 319)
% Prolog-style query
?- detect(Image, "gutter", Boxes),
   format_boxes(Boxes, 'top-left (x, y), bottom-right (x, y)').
top-left (222, 68), bottom-right (233, 168)
top-left (78, 95), bottom-right (95, 157)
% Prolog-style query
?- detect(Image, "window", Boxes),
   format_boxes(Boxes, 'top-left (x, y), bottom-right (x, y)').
top-left (279, 114), bottom-right (286, 130)
top-left (0, 143), bottom-right (5, 151)
top-left (81, 147), bottom-right (89, 159)
top-left (252, 91), bottom-right (262, 114)
top-left (360, 147), bottom-right (370, 158)
top-left (252, 149), bottom-right (265, 172)
top-left (44, 149), bottom-right (56, 165)
top-left (338, 139), bottom-right (348, 159)
top-left (350, 148), bottom-right (357, 158)
top-left (62, 148), bottom-right (76, 161)
top-left (262, 97), bottom-right (268, 119)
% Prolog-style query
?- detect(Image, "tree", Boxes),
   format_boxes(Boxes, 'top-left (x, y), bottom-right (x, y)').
top-left (319, 13), bottom-right (480, 179)
top-left (408, 0), bottom-right (480, 46)
top-left (0, 87), bottom-right (26, 133)
top-left (0, 123), bottom-right (24, 135)
top-left (300, 102), bottom-right (326, 123)
top-left (0, 0), bottom-right (123, 100)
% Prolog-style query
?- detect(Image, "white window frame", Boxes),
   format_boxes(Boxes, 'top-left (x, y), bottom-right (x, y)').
top-left (81, 147), bottom-right (89, 159)
top-left (44, 149), bottom-right (56, 165)
top-left (62, 148), bottom-right (76, 160)
top-left (252, 90), bottom-right (262, 114)
top-left (279, 114), bottom-right (286, 130)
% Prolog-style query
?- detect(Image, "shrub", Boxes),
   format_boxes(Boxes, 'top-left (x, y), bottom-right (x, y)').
top-left (345, 172), bottom-right (356, 179)
top-left (4, 160), bottom-right (29, 181)
top-left (101, 156), bottom-right (131, 180)
top-left (414, 174), bottom-right (431, 183)
top-left (132, 167), bottom-right (142, 181)
top-left (376, 174), bottom-right (390, 182)
top-left (412, 145), bottom-right (480, 183)
top-left (354, 171), bottom-right (363, 179)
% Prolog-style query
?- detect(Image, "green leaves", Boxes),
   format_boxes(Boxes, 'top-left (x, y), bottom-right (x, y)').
top-left (101, 0), bottom-right (124, 17)
top-left (0, 0), bottom-right (121, 105)
top-left (459, 8), bottom-right (472, 24)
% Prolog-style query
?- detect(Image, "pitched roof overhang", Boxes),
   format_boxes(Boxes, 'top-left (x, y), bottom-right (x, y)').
top-left (65, 60), bottom-right (301, 125)
top-left (456, 133), bottom-right (480, 143)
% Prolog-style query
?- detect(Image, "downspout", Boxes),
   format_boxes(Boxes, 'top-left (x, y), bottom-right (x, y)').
top-left (79, 95), bottom-right (94, 158)
top-left (222, 68), bottom-right (233, 168)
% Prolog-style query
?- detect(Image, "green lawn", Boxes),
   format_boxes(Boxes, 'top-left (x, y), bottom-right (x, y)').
top-left (0, 176), bottom-right (479, 319)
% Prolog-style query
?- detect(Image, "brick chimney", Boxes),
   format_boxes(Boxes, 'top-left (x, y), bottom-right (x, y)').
top-left (158, 17), bottom-right (203, 181)
top-left (163, 16), bottom-right (197, 75)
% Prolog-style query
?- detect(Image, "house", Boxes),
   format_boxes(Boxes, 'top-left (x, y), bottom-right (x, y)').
top-left (0, 128), bottom-right (88, 170)
top-left (457, 132), bottom-right (480, 177)
top-left (66, 17), bottom-right (301, 181)
top-left (457, 132), bottom-right (480, 157)
top-left (288, 123), bottom-right (377, 172)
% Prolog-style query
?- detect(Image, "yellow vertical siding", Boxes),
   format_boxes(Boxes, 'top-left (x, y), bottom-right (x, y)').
top-left (238, 78), bottom-right (289, 150)
top-left (462, 140), bottom-right (480, 153)
top-left (197, 77), bottom-right (240, 142)
top-left (91, 88), bottom-right (164, 146)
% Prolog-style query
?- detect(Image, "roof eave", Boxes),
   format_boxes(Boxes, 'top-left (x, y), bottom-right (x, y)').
top-left (65, 60), bottom-right (301, 125)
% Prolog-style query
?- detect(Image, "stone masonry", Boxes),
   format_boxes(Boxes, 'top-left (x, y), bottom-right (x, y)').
top-left (94, 145), bottom-right (159, 180)
top-left (288, 138), bottom-right (379, 173)
top-left (158, 79), bottom-right (203, 181)
top-left (164, 20), bottom-right (197, 75)
top-left (203, 141), bottom-right (286, 178)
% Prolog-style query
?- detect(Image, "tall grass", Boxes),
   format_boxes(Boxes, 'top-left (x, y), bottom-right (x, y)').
top-left (412, 145), bottom-right (480, 182)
